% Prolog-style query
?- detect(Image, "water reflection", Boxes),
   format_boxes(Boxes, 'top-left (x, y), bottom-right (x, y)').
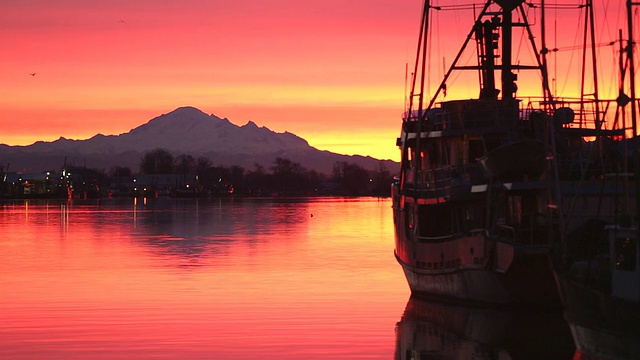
top-left (395, 296), bottom-right (575, 359)
top-left (130, 198), bottom-right (312, 267)
top-left (1, 197), bottom-right (408, 359)
top-left (566, 316), bottom-right (640, 360)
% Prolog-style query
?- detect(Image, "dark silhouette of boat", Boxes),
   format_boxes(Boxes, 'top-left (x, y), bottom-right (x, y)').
top-left (548, 1), bottom-right (640, 358)
top-left (392, 0), bottom-right (559, 306)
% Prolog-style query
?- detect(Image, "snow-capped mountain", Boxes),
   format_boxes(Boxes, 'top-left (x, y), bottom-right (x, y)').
top-left (0, 106), bottom-right (397, 174)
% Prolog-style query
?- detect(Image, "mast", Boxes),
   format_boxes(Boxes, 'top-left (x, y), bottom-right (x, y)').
top-left (587, 0), bottom-right (602, 129)
top-left (628, 0), bottom-right (638, 134)
top-left (618, 29), bottom-right (632, 212)
top-left (405, 0), bottom-right (430, 120)
top-left (539, 0), bottom-right (554, 109)
top-left (497, 0), bottom-right (519, 102)
top-left (539, 0), bottom-right (564, 244)
top-left (627, 0), bottom-right (640, 221)
top-left (478, 17), bottom-right (498, 99)
top-left (409, 1), bottom-right (431, 192)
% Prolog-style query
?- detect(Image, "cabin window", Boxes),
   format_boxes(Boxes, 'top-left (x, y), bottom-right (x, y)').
top-left (419, 150), bottom-right (428, 169)
top-left (453, 205), bottom-right (482, 232)
top-left (427, 143), bottom-right (440, 166)
top-left (401, 147), bottom-right (415, 187)
top-left (418, 205), bottom-right (453, 238)
top-left (406, 147), bottom-right (415, 167)
top-left (444, 141), bottom-right (452, 164)
top-left (615, 237), bottom-right (637, 271)
top-left (507, 196), bottom-right (522, 225)
top-left (423, 141), bottom-right (452, 167)
top-left (406, 205), bottom-right (415, 230)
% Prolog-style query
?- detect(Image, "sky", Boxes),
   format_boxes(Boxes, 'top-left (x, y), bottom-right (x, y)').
top-left (1, 1), bottom-right (637, 162)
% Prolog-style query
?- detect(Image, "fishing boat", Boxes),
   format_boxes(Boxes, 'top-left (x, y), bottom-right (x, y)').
top-left (392, 0), bottom-right (560, 305)
top-left (548, 1), bottom-right (640, 358)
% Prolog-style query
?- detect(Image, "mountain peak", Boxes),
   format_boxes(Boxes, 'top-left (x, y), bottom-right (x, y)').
top-left (166, 106), bottom-right (208, 117)
top-left (110, 106), bottom-right (311, 155)
top-left (155, 106), bottom-right (215, 123)
top-left (242, 120), bottom-right (259, 129)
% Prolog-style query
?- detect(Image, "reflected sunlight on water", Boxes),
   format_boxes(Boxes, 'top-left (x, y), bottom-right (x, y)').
top-left (0, 197), bottom-right (409, 359)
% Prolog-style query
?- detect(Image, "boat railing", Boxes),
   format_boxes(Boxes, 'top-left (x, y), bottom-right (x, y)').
top-left (417, 228), bottom-right (487, 244)
top-left (553, 97), bottom-right (603, 131)
top-left (535, 96), bottom-right (624, 134)
top-left (403, 167), bottom-right (451, 196)
top-left (404, 96), bottom-right (611, 134)
top-left (495, 212), bottom-right (549, 246)
top-left (404, 99), bottom-right (529, 132)
top-left (404, 163), bottom-right (487, 195)
top-left (417, 234), bottom-right (456, 243)
top-left (498, 225), bottom-right (516, 242)
top-left (469, 228), bottom-right (488, 237)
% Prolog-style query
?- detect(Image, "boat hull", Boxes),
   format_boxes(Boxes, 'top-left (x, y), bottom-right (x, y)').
top-left (396, 254), bottom-right (510, 304)
top-left (553, 270), bottom-right (640, 359)
top-left (396, 249), bottom-right (557, 307)
top-left (392, 187), bottom-right (558, 307)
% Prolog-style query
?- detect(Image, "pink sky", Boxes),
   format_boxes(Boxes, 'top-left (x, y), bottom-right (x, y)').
top-left (0, 1), bottom-right (635, 161)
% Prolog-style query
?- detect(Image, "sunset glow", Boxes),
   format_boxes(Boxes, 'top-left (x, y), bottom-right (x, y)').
top-left (1, 1), bottom-right (636, 161)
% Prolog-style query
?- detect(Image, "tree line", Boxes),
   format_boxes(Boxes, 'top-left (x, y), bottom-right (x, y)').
top-left (115, 148), bottom-right (394, 197)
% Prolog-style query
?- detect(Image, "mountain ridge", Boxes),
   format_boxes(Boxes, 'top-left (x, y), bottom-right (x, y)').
top-left (0, 106), bottom-right (398, 175)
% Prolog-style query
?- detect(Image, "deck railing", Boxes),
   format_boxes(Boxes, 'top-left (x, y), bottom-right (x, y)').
top-left (403, 164), bottom-right (486, 198)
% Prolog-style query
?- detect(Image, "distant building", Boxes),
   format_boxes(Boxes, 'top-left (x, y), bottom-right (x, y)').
top-left (1, 171), bottom-right (67, 198)
top-left (133, 173), bottom-right (199, 197)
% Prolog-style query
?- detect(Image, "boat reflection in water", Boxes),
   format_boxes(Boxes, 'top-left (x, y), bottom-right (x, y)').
top-left (395, 296), bottom-right (574, 359)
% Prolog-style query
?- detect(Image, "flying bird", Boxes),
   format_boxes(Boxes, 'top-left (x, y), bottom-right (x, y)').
top-left (30, 73), bottom-right (36, 76)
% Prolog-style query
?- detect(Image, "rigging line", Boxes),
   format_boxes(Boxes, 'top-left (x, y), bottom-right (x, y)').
top-left (554, 0), bottom-right (557, 96)
top-left (434, 3), bottom-right (486, 11)
top-left (596, 2), bottom-right (620, 110)
top-left (435, 0), bottom-right (442, 98)
top-left (550, 41), bottom-right (617, 52)
top-left (599, 0), bottom-right (615, 46)
top-left (408, 0), bottom-right (428, 116)
top-left (515, 4), bottom-right (537, 72)
top-left (604, 40), bottom-right (619, 101)
top-left (542, 5), bottom-right (585, 10)
top-left (431, 2), bottom-right (543, 12)
top-left (530, 2), bottom-right (584, 10)
top-left (520, 2), bottom-right (553, 102)
top-left (426, 0), bottom-right (493, 110)
top-left (557, 1), bottom-right (584, 97)
top-left (427, 1), bottom-right (438, 98)
top-left (515, 7), bottom-right (526, 74)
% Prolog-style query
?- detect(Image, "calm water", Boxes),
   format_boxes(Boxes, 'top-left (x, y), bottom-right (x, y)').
top-left (0, 197), bottom-right (575, 359)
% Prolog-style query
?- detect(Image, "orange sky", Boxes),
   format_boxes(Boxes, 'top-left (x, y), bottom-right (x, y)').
top-left (1, 1), bottom-right (636, 161)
